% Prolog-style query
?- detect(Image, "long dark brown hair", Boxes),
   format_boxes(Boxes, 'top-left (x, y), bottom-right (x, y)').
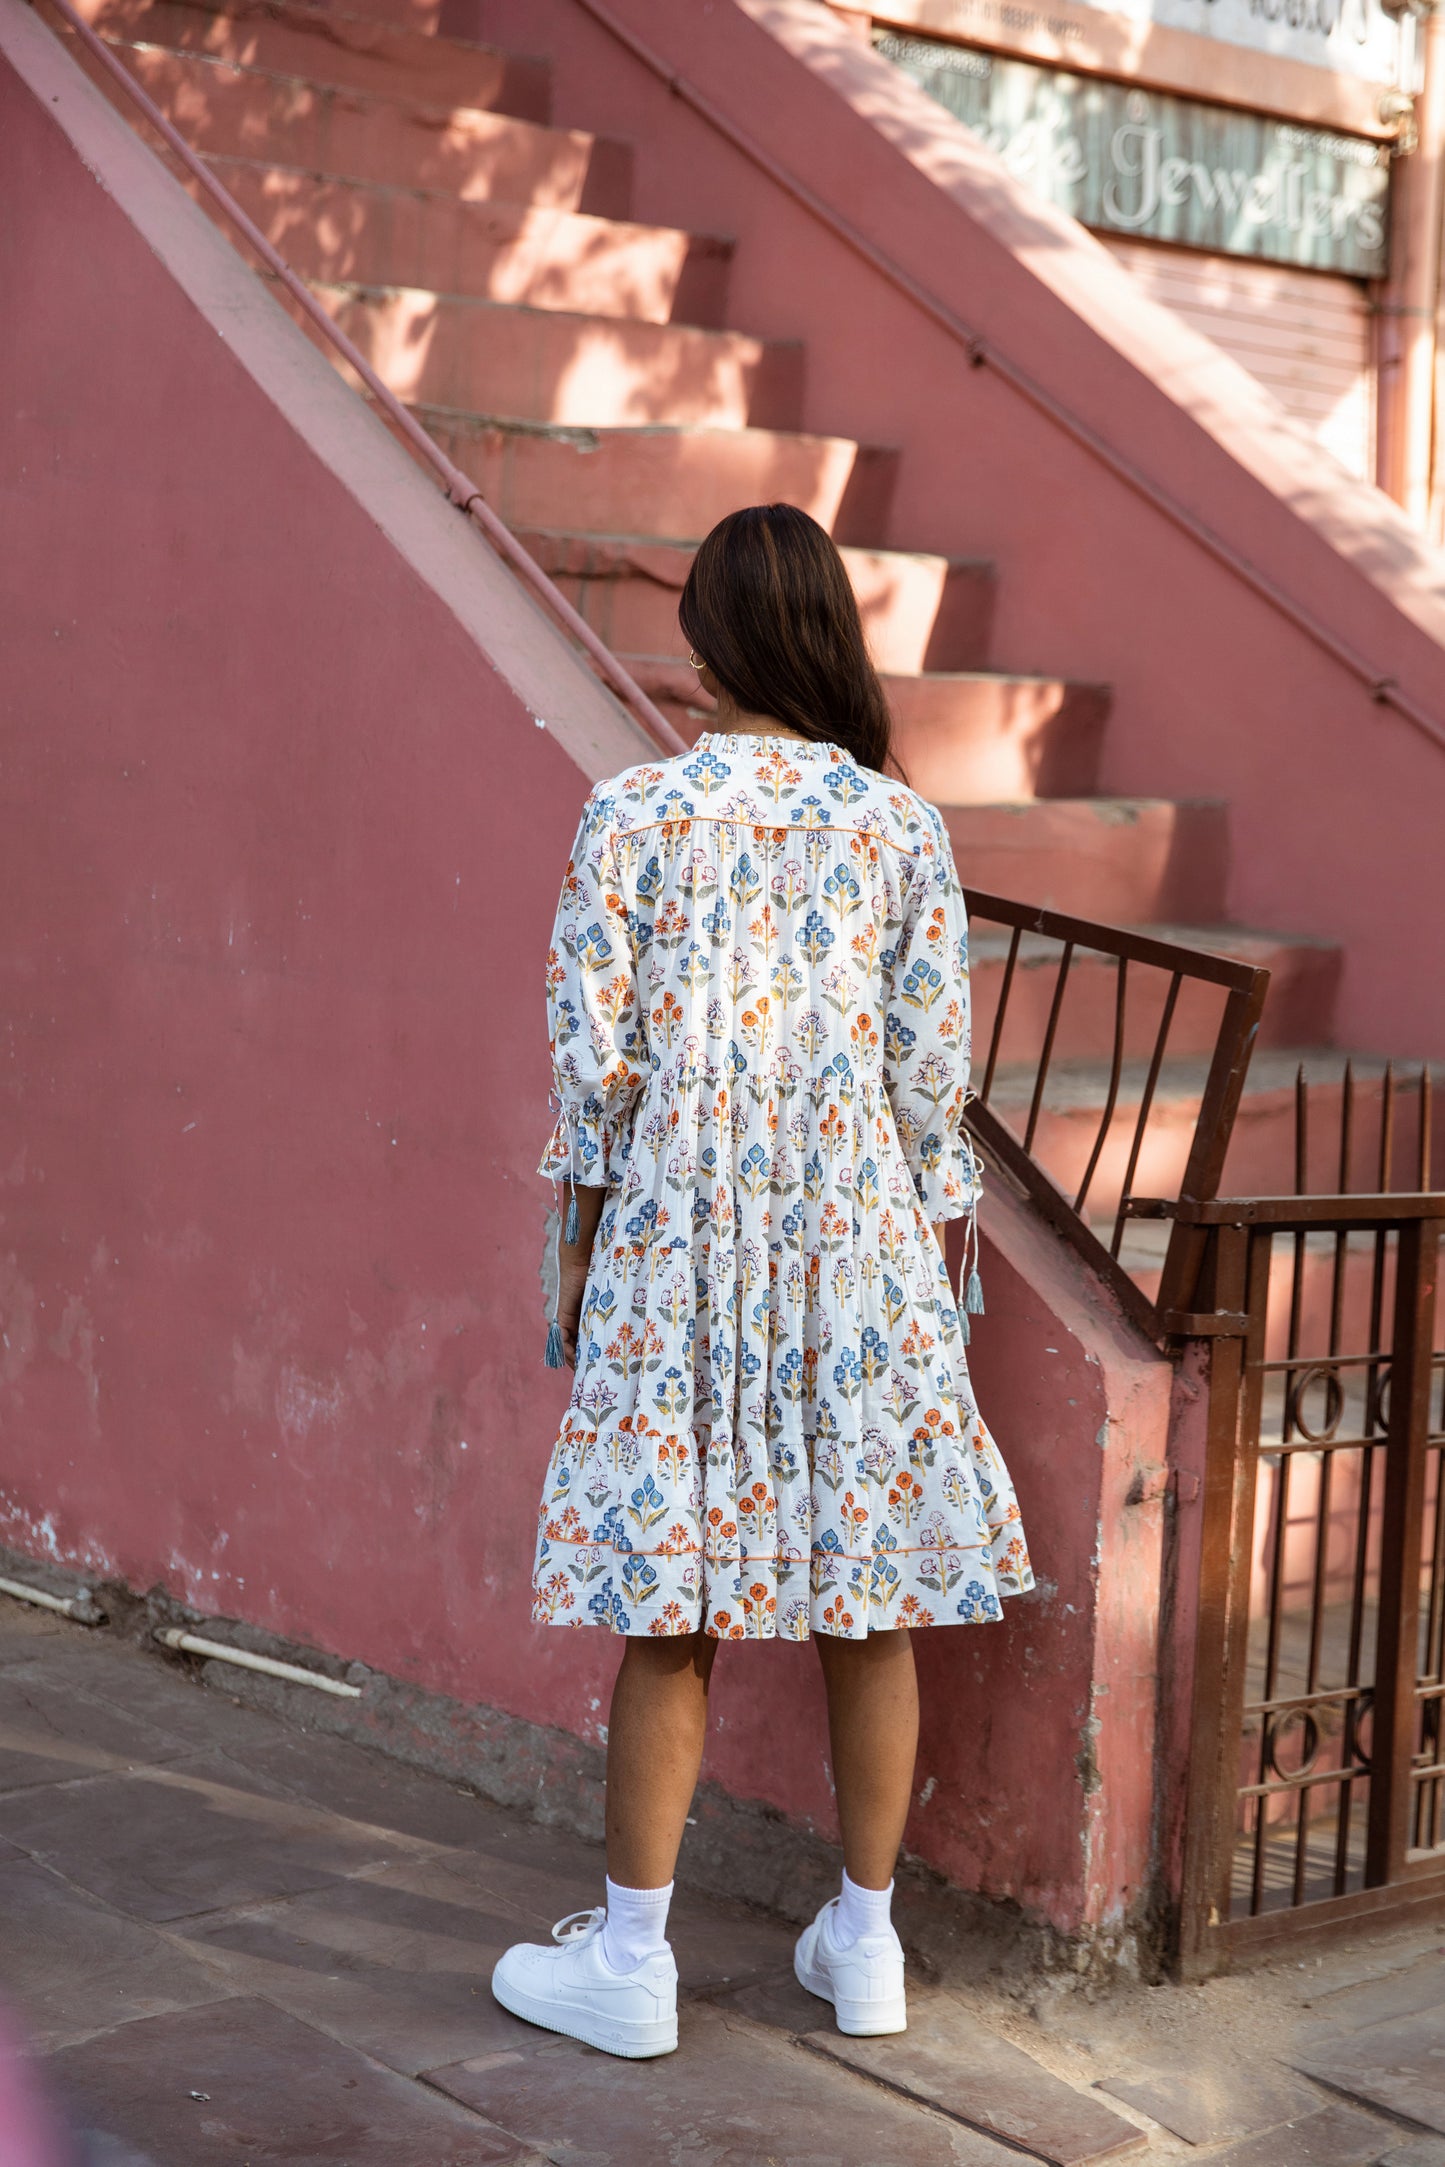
top-left (678, 504), bottom-right (895, 775)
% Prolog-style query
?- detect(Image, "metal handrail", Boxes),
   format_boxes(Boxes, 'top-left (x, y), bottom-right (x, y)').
top-left (961, 887), bottom-right (1271, 1338)
top-left (575, 0), bottom-right (1445, 761)
top-left (38, 0), bottom-right (689, 759)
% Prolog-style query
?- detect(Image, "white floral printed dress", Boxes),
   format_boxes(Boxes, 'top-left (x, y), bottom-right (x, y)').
top-left (533, 732), bottom-right (1033, 1641)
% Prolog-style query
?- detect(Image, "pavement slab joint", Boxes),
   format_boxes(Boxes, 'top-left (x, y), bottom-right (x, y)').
top-left (8, 1605), bottom-right (1445, 2165)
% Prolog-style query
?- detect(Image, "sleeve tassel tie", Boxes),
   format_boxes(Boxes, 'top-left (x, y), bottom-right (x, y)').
top-left (543, 1111), bottom-right (582, 1367)
top-left (960, 1158), bottom-right (985, 1335)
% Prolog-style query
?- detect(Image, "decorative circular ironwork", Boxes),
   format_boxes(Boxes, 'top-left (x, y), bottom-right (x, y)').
top-left (1372, 1364), bottom-right (1393, 1433)
top-left (1288, 1363), bottom-right (1346, 1444)
top-left (1265, 1707), bottom-right (1322, 1781)
top-left (1345, 1688), bottom-right (1374, 1773)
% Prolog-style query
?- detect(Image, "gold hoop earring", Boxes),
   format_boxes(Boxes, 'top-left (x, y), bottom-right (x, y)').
top-left (688, 651), bottom-right (704, 673)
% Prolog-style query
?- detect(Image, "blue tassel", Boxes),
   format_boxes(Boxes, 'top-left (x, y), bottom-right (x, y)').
top-left (964, 1268), bottom-right (985, 1316)
top-left (564, 1188), bottom-right (580, 1244)
top-left (544, 1318), bottom-right (566, 1368)
top-left (958, 1309), bottom-right (971, 1345)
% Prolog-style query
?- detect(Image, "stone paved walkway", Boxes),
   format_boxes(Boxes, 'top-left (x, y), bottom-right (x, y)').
top-left (2, 1598), bottom-right (1444, 2166)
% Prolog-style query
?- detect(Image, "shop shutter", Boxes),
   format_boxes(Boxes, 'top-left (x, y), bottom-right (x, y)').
top-left (1106, 237), bottom-right (1376, 483)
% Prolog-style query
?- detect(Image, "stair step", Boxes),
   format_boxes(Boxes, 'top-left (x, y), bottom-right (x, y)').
top-left (297, 281), bottom-right (803, 429)
top-left (945, 798), bottom-right (1228, 922)
top-left (411, 410), bottom-right (900, 543)
top-left (889, 671), bottom-right (1109, 802)
top-left (614, 660), bottom-right (1114, 793)
top-left (510, 530), bottom-right (993, 673)
top-left (301, 0), bottom-right (443, 33)
top-left (972, 924), bottom-right (1340, 1066)
top-left (69, 0), bottom-right (551, 117)
top-left (989, 1050), bottom-right (1440, 1222)
top-left (65, 38), bottom-right (632, 211)
top-left (196, 159), bottom-right (733, 325)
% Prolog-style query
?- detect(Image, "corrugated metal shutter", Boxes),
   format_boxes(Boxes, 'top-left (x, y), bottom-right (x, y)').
top-left (1106, 237), bottom-right (1376, 483)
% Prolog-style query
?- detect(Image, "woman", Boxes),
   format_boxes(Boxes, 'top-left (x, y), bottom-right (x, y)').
top-left (492, 504), bottom-right (1033, 2058)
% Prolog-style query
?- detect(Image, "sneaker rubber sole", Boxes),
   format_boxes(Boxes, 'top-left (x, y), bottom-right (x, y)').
top-left (794, 1941), bottom-right (907, 2036)
top-left (490, 1964), bottom-right (678, 2059)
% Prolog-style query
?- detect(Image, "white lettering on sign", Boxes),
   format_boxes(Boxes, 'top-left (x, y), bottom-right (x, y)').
top-left (879, 31), bottom-right (1391, 275)
top-left (1100, 115), bottom-right (1385, 253)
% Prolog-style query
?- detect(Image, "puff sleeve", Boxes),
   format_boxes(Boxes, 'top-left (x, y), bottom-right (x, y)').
top-left (538, 787), bottom-right (646, 1190)
top-left (883, 806), bottom-right (982, 1223)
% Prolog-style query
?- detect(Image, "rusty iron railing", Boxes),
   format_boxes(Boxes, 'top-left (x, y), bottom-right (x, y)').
top-left (961, 889), bottom-right (1271, 1340)
top-left (1291, 1057), bottom-right (1434, 1199)
top-left (36, 0), bottom-right (689, 760)
top-left (1175, 1190), bottom-right (1445, 1971)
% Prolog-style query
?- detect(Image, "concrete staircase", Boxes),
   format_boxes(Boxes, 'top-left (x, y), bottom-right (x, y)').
top-left (56, 0), bottom-right (1411, 1233)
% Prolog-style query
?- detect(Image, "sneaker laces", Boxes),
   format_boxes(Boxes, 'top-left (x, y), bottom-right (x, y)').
top-left (551, 1907), bottom-right (606, 1946)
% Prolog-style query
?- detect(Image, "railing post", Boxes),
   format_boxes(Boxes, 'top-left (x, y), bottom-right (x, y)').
top-left (1178, 1221), bottom-right (1262, 1971)
top-left (1156, 978), bottom-right (1270, 1323)
top-left (1366, 1215), bottom-right (1441, 1883)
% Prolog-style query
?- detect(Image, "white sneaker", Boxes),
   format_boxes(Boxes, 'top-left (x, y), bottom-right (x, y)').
top-left (490, 1906), bottom-right (678, 2059)
top-left (794, 1896), bottom-right (907, 2035)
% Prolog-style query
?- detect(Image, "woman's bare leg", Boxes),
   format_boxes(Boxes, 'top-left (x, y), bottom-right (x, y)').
top-left (605, 1630), bottom-right (719, 1887)
top-left (814, 1628), bottom-right (919, 1888)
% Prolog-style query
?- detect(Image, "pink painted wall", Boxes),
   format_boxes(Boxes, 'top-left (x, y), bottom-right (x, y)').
top-left (0, 10), bottom-right (656, 1723)
top-left (0, 3), bottom-right (1173, 1943)
top-left (457, 0), bottom-right (1445, 1062)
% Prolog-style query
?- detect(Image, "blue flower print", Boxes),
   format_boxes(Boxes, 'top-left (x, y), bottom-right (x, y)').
top-left (822, 862), bottom-right (862, 919)
top-left (777, 1348), bottom-right (805, 1406)
top-left (636, 853), bottom-right (663, 902)
top-left (576, 920), bottom-right (613, 970)
top-left (833, 1348), bottom-right (863, 1402)
top-left (825, 761), bottom-right (869, 808)
top-left (596, 1504), bottom-right (633, 1554)
top-left (682, 748), bottom-right (732, 795)
top-left (799, 909), bottom-right (834, 964)
top-left (621, 1556), bottom-right (660, 1604)
top-left (588, 1579), bottom-right (631, 1631)
top-left (859, 1326), bottom-right (890, 1383)
top-left (739, 1143), bottom-right (770, 1198)
top-left (628, 1474), bottom-right (667, 1533)
top-left (729, 852), bottom-right (762, 907)
top-left (900, 957), bottom-right (944, 1011)
top-left (884, 1013), bottom-right (916, 1066)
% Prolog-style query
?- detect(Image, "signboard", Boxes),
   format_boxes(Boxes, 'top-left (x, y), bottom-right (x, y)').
top-left (873, 0), bottom-right (1403, 87)
top-left (1054, 0), bottom-right (1399, 87)
top-left (878, 31), bottom-right (1391, 275)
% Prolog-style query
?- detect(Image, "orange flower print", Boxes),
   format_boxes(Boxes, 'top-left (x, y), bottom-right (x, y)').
top-left (740, 1582), bottom-right (777, 1630)
top-left (888, 1470), bottom-right (925, 1530)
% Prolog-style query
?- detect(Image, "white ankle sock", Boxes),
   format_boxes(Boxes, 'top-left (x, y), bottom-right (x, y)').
top-left (831, 1869), bottom-right (894, 1950)
top-left (601, 1876), bottom-right (674, 1972)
